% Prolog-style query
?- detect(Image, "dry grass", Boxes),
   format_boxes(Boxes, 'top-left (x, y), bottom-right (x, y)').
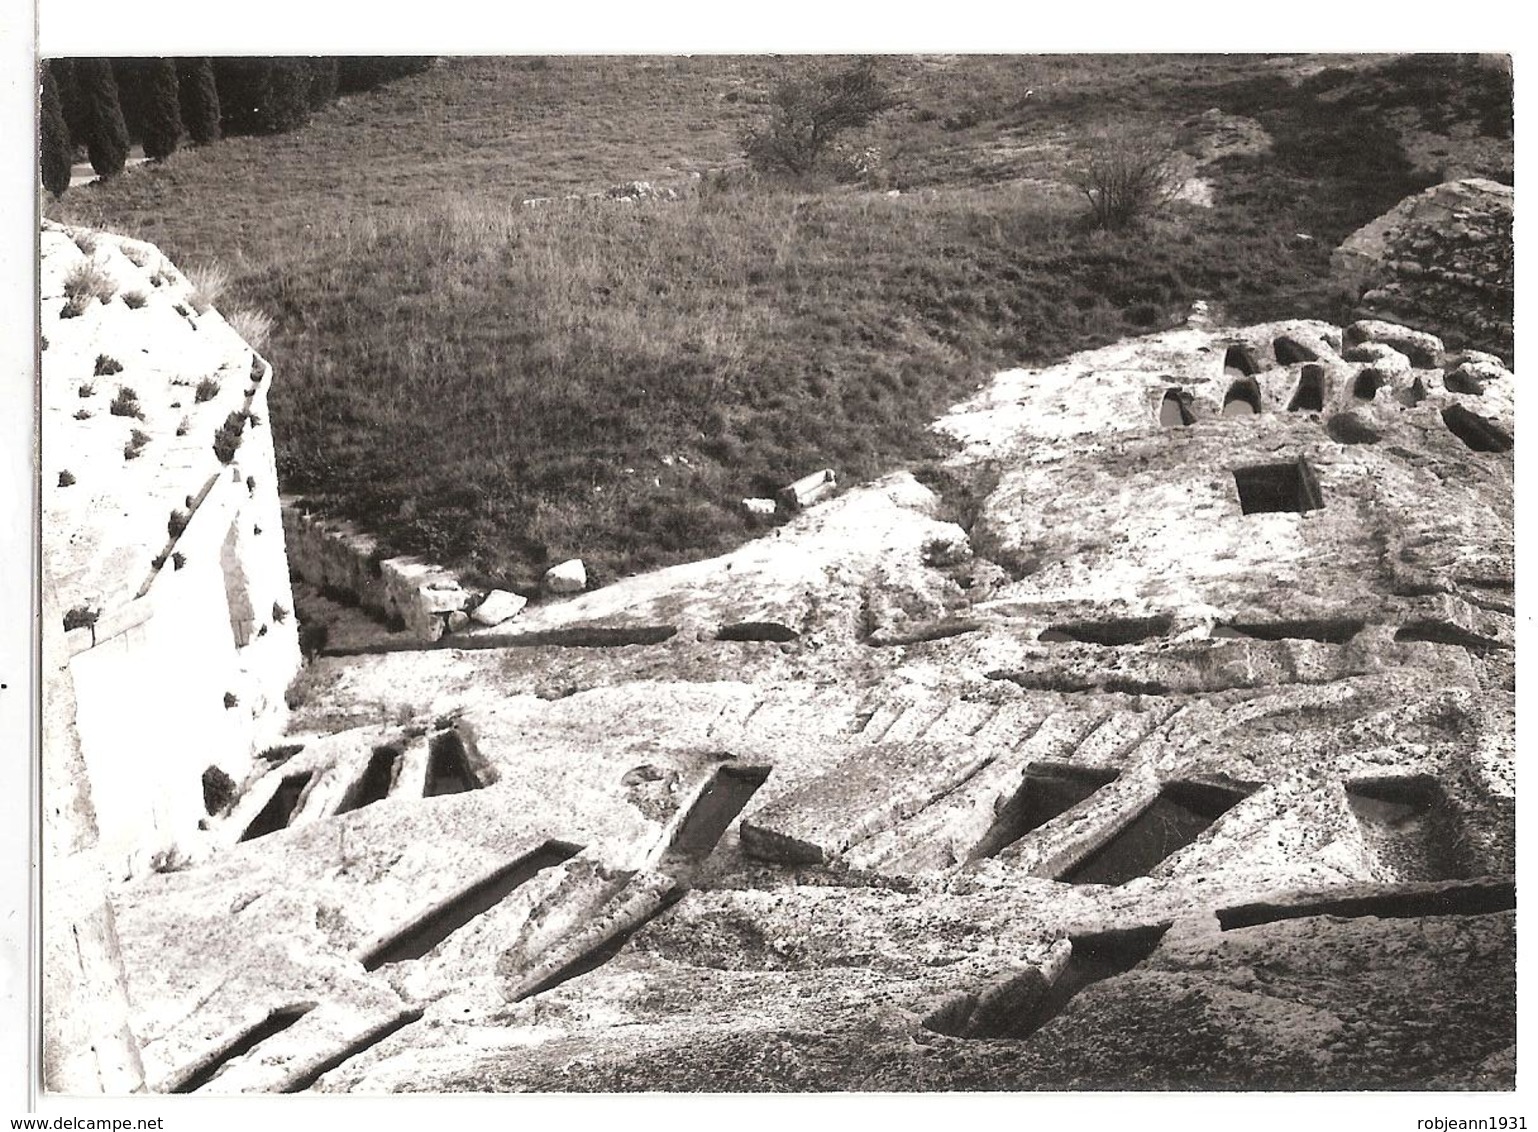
top-left (225, 306), bottom-right (275, 350)
top-left (45, 55), bottom-right (1510, 588)
top-left (184, 260), bottom-right (231, 314)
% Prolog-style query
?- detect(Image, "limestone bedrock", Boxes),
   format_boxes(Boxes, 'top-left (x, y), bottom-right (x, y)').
top-left (62, 228), bottom-right (1513, 1092)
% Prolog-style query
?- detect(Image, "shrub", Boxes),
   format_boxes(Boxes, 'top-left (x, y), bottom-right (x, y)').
top-left (194, 377), bottom-right (220, 403)
top-left (77, 382), bottom-right (93, 397)
top-left (124, 428), bottom-right (151, 459)
top-left (121, 290), bottom-right (147, 309)
top-left (201, 765), bottom-right (237, 814)
top-left (75, 58), bottom-right (130, 178)
top-left (109, 387), bottom-right (141, 418)
top-left (213, 410), bottom-right (247, 463)
top-left (63, 606), bottom-right (98, 631)
top-left (176, 58), bottom-right (220, 144)
top-left (138, 58), bottom-right (184, 160)
top-left (58, 470), bottom-right (75, 487)
top-left (73, 409), bottom-right (91, 420)
top-left (167, 508), bottom-right (189, 537)
top-left (743, 57), bottom-right (899, 177)
top-left (223, 691), bottom-right (238, 708)
top-left (1070, 131), bottom-right (1184, 230)
top-left (93, 353), bottom-right (122, 375)
top-left (39, 64), bottom-right (73, 198)
top-left (173, 552), bottom-right (186, 570)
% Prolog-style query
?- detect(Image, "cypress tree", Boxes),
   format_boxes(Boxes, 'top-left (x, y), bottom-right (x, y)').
top-left (213, 57), bottom-right (272, 135)
top-left (177, 58), bottom-right (220, 144)
top-left (75, 58), bottom-right (130, 178)
top-left (140, 58), bottom-right (183, 159)
top-left (50, 59), bottom-right (91, 147)
top-left (109, 58), bottom-right (148, 143)
top-left (264, 58), bottom-right (313, 132)
top-left (39, 64), bottom-right (73, 198)
top-left (306, 57), bottom-right (338, 110)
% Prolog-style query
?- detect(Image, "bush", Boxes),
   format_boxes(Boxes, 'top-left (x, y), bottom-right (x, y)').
top-left (1070, 131), bottom-right (1184, 230)
top-left (177, 58), bottom-right (221, 144)
top-left (194, 377), bottom-right (220, 403)
top-left (743, 57), bottom-right (899, 177)
top-left (39, 65), bottom-right (73, 198)
top-left (75, 58), bottom-right (130, 178)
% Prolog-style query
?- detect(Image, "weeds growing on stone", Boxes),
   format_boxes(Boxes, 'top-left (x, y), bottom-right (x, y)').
top-left (213, 411), bottom-right (247, 463)
top-left (60, 259), bottom-right (117, 316)
top-left (110, 387), bottom-right (142, 418)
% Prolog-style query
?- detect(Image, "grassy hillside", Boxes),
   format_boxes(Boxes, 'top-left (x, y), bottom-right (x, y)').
top-left (47, 54), bottom-right (1512, 591)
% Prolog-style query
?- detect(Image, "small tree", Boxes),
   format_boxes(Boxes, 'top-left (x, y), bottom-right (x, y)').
top-left (743, 56), bottom-right (899, 177)
top-left (75, 58), bottom-right (130, 178)
top-left (1070, 132), bottom-right (1184, 230)
top-left (139, 58), bottom-right (183, 160)
top-left (177, 58), bottom-right (221, 144)
top-left (39, 64), bottom-right (73, 198)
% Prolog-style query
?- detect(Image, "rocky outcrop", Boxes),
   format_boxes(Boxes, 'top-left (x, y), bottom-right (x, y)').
top-left (83, 303), bottom-right (1513, 1094)
top-left (1333, 178), bottom-right (1513, 361)
top-left (40, 221), bottom-right (302, 879)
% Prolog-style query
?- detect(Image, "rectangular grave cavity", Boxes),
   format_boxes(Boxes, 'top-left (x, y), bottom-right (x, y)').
top-left (240, 772), bottom-right (315, 841)
top-left (1217, 877), bottom-right (1514, 931)
top-left (170, 1002), bottom-right (316, 1093)
top-left (1232, 457), bottom-right (1324, 515)
top-left (280, 1008), bottom-right (425, 1093)
top-left (1346, 776), bottom-right (1474, 882)
top-left (716, 621), bottom-right (799, 643)
top-left (1287, 364), bottom-right (1327, 412)
top-left (1039, 613), bottom-right (1172, 646)
top-left (359, 840), bottom-right (582, 969)
top-left (664, 765), bottom-right (772, 860)
top-left (336, 745), bottom-right (403, 815)
top-left (969, 763), bottom-right (1119, 861)
top-left (1060, 780), bottom-right (1252, 886)
top-left (1441, 404), bottom-right (1513, 453)
top-left (1220, 618), bottom-right (1364, 643)
top-left (925, 923), bottom-right (1169, 1041)
top-left (510, 876), bottom-right (686, 1002)
top-left (423, 731), bottom-right (480, 797)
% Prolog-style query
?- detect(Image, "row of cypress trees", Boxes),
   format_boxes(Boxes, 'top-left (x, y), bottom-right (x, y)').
top-left (40, 57), bottom-right (434, 198)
